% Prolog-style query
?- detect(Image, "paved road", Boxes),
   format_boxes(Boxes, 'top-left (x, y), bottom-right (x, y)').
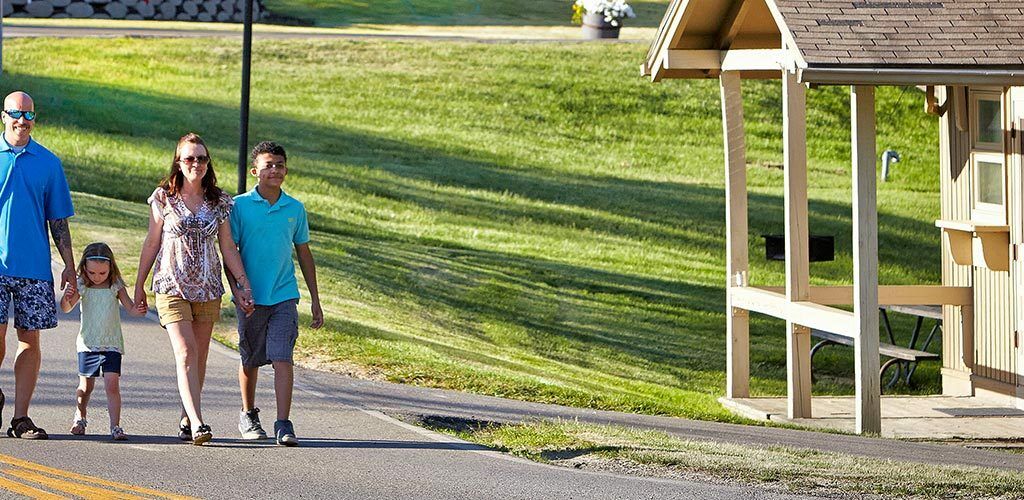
top-left (0, 24), bottom-right (640, 43)
top-left (0, 302), bottom-right (810, 498)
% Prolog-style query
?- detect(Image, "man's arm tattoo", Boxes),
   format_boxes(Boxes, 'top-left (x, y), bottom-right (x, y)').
top-left (49, 218), bottom-right (72, 255)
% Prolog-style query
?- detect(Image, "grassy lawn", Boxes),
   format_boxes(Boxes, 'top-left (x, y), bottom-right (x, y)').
top-left (423, 419), bottom-right (1024, 498)
top-left (260, 0), bottom-right (671, 27)
top-left (9, 36), bottom-right (941, 422)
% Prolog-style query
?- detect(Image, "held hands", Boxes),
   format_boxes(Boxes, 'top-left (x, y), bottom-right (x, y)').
top-left (236, 287), bottom-right (255, 317)
top-left (61, 266), bottom-right (77, 295)
top-left (62, 282), bottom-right (77, 302)
top-left (133, 287), bottom-right (148, 315)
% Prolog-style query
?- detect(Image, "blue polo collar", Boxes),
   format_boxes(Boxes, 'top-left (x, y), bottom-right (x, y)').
top-left (0, 134), bottom-right (40, 155)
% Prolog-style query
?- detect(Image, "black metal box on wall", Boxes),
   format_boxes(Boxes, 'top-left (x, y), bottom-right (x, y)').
top-left (762, 235), bottom-right (835, 262)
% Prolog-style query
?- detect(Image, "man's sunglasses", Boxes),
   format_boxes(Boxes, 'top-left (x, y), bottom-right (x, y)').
top-left (180, 155), bottom-right (210, 164)
top-left (4, 110), bottom-right (36, 121)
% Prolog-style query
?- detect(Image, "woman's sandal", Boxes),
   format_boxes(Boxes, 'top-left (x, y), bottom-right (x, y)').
top-left (8, 416), bottom-right (48, 440)
top-left (70, 418), bottom-right (87, 436)
top-left (178, 417), bottom-right (192, 441)
top-left (111, 426), bottom-right (127, 441)
top-left (191, 424), bottom-right (212, 446)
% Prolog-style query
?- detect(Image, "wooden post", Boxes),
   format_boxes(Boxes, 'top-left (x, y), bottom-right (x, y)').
top-left (720, 71), bottom-right (749, 399)
top-left (852, 85), bottom-right (881, 434)
top-left (784, 70), bottom-right (811, 418)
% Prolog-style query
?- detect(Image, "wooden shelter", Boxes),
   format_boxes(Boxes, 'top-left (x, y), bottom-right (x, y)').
top-left (643, 0), bottom-right (1024, 434)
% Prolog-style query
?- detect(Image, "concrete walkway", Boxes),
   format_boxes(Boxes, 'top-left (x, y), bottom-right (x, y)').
top-left (0, 22), bottom-right (652, 43)
top-left (722, 396), bottom-right (1024, 439)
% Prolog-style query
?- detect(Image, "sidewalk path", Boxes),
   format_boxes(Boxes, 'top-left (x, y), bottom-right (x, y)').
top-left (1, 23), bottom-right (650, 43)
top-left (0, 306), bottom-right (809, 498)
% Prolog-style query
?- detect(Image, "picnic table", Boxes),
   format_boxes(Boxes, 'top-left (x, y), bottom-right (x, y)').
top-left (880, 305), bottom-right (942, 387)
top-left (810, 305), bottom-right (942, 392)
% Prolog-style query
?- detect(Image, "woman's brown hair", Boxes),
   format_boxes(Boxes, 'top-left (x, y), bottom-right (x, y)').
top-left (77, 242), bottom-right (124, 288)
top-left (159, 132), bottom-right (224, 203)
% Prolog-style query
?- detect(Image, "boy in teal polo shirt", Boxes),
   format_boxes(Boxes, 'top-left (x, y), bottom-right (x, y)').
top-left (227, 141), bottom-right (323, 446)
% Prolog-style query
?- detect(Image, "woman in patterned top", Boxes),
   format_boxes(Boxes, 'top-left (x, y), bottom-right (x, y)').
top-left (134, 133), bottom-right (255, 446)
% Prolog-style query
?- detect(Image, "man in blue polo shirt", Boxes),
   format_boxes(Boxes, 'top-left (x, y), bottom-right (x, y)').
top-left (0, 91), bottom-right (76, 440)
top-left (227, 141), bottom-right (323, 446)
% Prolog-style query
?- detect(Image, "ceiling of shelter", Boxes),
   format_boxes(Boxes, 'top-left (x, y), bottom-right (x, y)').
top-left (666, 0), bottom-right (781, 49)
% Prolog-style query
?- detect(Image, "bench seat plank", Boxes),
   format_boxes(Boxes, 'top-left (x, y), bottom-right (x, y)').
top-left (883, 305), bottom-right (942, 320)
top-left (810, 329), bottom-right (937, 361)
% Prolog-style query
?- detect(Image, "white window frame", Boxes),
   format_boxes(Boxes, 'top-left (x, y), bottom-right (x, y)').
top-left (969, 89), bottom-right (1007, 224)
top-left (971, 90), bottom-right (1003, 152)
top-left (971, 152), bottom-right (1006, 223)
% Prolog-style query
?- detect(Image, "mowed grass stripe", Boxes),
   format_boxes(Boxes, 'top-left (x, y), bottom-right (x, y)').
top-left (0, 453), bottom-right (196, 500)
top-left (8, 37), bottom-right (942, 421)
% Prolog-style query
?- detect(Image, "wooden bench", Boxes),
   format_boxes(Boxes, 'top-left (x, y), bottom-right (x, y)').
top-left (809, 328), bottom-right (939, 392)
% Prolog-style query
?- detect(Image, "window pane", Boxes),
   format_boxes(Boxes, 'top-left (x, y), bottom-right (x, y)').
top-left (978, 99), bottom-right (1002, 144)
top-left (978, 160), bottom-right (1003, 205)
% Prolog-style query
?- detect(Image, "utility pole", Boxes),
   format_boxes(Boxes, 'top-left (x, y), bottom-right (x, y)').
top-left (237, 0), bottom-right (253, 195)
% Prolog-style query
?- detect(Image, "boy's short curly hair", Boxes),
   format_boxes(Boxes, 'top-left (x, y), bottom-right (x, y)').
top-left (250, 141), bottom-right (287, 163)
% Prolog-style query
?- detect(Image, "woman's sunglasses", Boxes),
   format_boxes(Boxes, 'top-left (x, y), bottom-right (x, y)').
top-left (180, 155), bottom-right (210, 164)
top-left (4, 110), bottom-right (36, 121)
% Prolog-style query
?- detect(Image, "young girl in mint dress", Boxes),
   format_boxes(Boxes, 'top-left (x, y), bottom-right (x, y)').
top-left (60, 242), bottom-right (145, 440)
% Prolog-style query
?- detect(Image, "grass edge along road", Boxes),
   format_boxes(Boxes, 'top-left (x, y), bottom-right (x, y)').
top-left (419, 418), bottom-right (1024, 499)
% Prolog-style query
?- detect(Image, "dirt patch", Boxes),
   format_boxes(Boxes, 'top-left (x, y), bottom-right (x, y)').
top-left (404, 414), bottom-right (505, 434)
top-left (548, 454), bottom-right (863, 499)
top-left (295, 350), bottom-right (388, 382)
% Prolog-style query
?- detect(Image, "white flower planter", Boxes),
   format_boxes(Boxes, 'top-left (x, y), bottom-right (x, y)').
top-left (581, 12), bottom-right (621, 39)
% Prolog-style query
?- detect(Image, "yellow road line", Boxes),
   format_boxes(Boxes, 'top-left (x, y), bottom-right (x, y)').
top-left (0, 474), bottom-right (64, 499)
top-left (0, 453), bottom-right (195, 499)
top-left (4, 468), bottom-right (143, 500)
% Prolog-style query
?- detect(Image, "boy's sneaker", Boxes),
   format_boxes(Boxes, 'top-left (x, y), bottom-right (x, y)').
top-left (274, 419), bottom-right (298, 447)
top-left (238, 408), bottom-right (267, 440)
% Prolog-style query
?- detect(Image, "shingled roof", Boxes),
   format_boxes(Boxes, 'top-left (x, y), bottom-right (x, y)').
top-left (778, 0), bottom-right (1024, 66)
top-left (643, 0), bottom-right (1024, 84)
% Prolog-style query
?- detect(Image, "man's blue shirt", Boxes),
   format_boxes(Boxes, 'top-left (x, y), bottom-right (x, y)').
top-left (230, 187), bottom-right (310, 306)
top-left (0, 135), bottom-right (74, 281)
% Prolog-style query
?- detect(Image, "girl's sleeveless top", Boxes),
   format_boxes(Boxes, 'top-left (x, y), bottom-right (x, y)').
top-left (77, 278), bottom-right (125, 354)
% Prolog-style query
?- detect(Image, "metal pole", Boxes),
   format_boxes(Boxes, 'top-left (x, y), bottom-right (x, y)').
top-left (237, 0), bottom-right (253, 195)
top-left (2, 0), bottom-right (5, 75)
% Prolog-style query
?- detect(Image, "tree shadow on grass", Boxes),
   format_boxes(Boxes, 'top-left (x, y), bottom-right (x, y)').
top-left (5, 73), bottom-right (942, 401)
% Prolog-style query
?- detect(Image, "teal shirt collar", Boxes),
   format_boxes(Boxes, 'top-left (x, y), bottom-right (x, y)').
top-left (249, 186), bottom-right (293, 211)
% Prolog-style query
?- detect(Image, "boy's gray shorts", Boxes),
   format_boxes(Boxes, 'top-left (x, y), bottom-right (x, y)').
top-left (237, 299), bottom-right (299, 368)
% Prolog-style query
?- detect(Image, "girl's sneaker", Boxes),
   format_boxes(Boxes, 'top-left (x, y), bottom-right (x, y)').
top-left (70, 418), bottom-right (87, 436)
top-left (110, 426), bottom-right (127, 441)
